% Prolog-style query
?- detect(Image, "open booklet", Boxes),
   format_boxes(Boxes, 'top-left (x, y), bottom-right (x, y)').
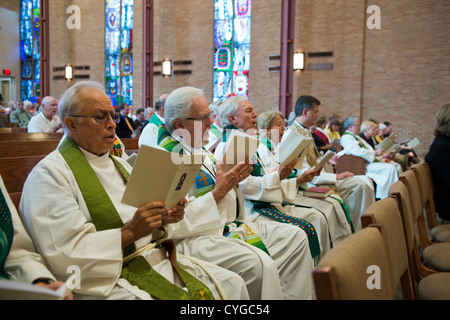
top-left (375, 134), bottom-right (400, 154)
top-left (277, 129), bottom-right (314, 167)
top-left (406, 137), bottom-right (420, 149)
top-left (315, 150), bottom-right (336, 171)
top-left (0, 279), bottom-right (71, 300)
top-left (216, 129), bottom-right (260, 172)
top-left (122, 145), bottom-right (205, 209)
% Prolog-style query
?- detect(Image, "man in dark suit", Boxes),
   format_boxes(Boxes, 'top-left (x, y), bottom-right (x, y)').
top-left (116, 103), bottom-right (136, 138)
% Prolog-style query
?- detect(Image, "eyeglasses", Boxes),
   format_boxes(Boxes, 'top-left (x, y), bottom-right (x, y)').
top-left (70, 111), bottom-right (119, 124)
top-left (186, 113), bottom-right (213, 123)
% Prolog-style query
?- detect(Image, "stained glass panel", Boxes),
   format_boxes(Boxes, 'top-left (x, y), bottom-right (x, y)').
top-left (105, 0), bottom-right (134, 106)
top-left (213, 0), bottom-right (251, 102)
top-left (20, 0), bottom-right (40, 103)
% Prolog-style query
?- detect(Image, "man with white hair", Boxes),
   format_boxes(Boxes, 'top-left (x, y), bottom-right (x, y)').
top-left (159, 87), bottom-right (315, 300)
top-left (27, 96), bottom-right (63, 133)
top-left (19, 81), bottom-right (249, 300)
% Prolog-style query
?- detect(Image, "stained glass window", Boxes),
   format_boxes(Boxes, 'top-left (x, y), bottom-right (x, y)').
top-left (213, 0), bottom-right (251, 102)
top-left (105, 0), bottom-right (134, 107)
top-left (20, 0), bottom-right (40, 103)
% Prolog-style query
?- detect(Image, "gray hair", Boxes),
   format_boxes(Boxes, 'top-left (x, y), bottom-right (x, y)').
top-left (58, 81), bottom-right (106, 136)
top-left (209, 101), bottom-right (222, 115)
top-left (164, 87), bottom-right (205, 134)
top-left (435, 103), bottom-right (450, 137)
top-left (218, 96), bottom-right (248, 128)
top-left (257, 110), bottom-right (283, 130)
top-left (360, 121), bottom-right (377, 134)
top-left (343, 117), bottom-right (358, 130)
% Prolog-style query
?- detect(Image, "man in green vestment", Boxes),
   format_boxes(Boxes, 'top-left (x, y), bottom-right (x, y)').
top-left (19, 81), bottom-right (249, 300)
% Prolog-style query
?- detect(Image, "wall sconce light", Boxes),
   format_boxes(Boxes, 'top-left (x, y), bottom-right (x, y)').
top-left (162, 59), bottom-right (173, 77)
top-left (65, 65), bottom-right (73, 80)
top-left (293, 52), bottom-right (305, 71)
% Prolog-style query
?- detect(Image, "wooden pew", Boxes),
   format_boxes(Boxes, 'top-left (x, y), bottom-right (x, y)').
top-left (120, 138), bottom-right (139, 155)
top-left (0, 132), bottom-right (64, 141)
top-left (0, 155), bottom-right (45, 195)
top-left (334, 154), bottom-right (367, 175)
top-left (0, 127), bottom-right (27, 133)
top-left (0, 140), bottom-right (60, 158)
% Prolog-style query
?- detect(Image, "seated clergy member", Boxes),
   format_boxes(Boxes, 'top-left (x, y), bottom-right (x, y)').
top-left (139, 94), bottom-right (169, 149)
top-left (19, 81), bottom-right (249, 300)
top-left (255, 110), bottom-right (335, 258)
top-left (285, 96), bottom-right (376, 232)
top-left (0, 175), bottom-right (73, 300)
top-left (340, 116), bottom-right (399, 200)
top-left (27, 96), bottom-right (63, 133)
top-left (160, 87), bottom-right (315, 300)
top-left (217, 97), bottom-right (348, 253)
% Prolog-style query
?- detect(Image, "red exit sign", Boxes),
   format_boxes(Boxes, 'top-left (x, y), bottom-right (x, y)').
top-left (3, 69), bottom-right (11, 76)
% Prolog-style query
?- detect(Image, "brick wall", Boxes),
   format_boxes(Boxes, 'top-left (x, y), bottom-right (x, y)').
top-left (4, 0), bottom-right (449, 156)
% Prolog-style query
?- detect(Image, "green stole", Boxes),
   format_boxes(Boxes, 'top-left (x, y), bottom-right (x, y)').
top-left (0, 188), bottom-right (14, 280)
top-left (343, 131), bottom-right (368, 149)
top-left (210, 123), bottom-right (223, 140)
top-left (149, 113), bottom-right (163, 127)
top-left (157, 124), bottom-right (271, 256)
top-left (58, 137), bottom-right (214, 300)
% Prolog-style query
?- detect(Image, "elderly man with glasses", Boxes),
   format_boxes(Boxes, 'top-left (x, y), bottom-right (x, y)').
top-left (19, 81), bottom-right (249, 300)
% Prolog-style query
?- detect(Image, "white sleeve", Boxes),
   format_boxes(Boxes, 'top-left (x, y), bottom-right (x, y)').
top-left (340, 134), bottom-right (375, 163)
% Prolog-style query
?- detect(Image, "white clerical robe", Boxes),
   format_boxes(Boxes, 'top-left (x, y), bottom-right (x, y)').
top-left (170, 140), bottom-right (315, 300)
top-left (27, 112), bottom-right (63, 133)
top-left (1, 175), bottom-right (56, 284)
top-left (139, 113), bottom-right (165, 150)
top-left (19, 147), bottom-right (248, 300)
top-left (285, 121), bottom-right (376, 232)
top-left (254, 140), bottom-right (350, 252)
top-left (340, 131), bottom-right (400, 200)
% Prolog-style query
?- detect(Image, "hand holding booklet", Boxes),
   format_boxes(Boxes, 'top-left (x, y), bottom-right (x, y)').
top-left (121, 145), bottom-right (204, 209)
top-left (216, 130), bottom-right (260, 172)
top-left (315, 150), bottom-right (335, 171)
top-left (277, 129), bottom-right (313, 167)
top-left (0, 279), bottom-right (71, 300)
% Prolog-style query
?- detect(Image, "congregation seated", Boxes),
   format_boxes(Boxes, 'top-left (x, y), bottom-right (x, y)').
top-left (2, 81), bottom-right (440, 302)
top-left (19, 81), bottom-right (247, 300)
top-left (9, 101), bottom-right (33, 129)
top-left (340, 117), bottom-right (401, 200)
top-left (0, 174), bottom-right (72, 300)
top-left (157, 87), bottom-right (316, 299)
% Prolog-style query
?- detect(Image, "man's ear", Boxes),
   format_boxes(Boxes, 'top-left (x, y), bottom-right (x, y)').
top-left (64, 117), bottom-right (78, 136)
top-left (228, 113), bottom-right (237, 125)
top-left (172, 118), bottom-right (184, 130)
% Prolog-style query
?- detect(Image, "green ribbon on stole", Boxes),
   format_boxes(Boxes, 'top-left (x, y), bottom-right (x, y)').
top-left (249, 141), bottom-right (322, 264)
top-left (58, 137), bottom-right (214, 300)
top-left (0, 188), bottom-right (14, 280)
top-left (157, 124), bottom-right (271, 256)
